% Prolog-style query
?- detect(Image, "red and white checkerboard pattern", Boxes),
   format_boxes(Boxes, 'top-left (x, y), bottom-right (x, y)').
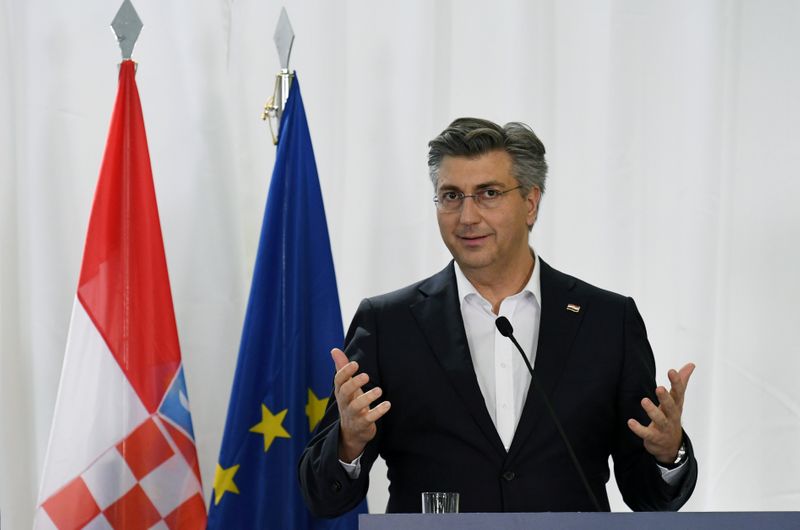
top-left (38, 416), bottom-right (205, 530)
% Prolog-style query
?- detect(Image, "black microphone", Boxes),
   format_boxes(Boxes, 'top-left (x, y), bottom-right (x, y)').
top-left (495, 316), bottom-right (602, 512)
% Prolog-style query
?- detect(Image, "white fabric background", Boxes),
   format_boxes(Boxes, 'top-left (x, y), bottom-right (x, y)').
top-left (2, 0), bottom-right (799, 527)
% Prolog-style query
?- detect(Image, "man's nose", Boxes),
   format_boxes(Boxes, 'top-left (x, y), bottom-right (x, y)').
top-left (458, 195), bottom-right (481, 224)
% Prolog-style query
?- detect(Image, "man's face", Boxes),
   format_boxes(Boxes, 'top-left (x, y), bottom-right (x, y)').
top-left (436, 150), bottom-right (540, 276)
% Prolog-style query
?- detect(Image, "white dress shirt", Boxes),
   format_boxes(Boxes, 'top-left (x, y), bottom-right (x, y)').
top-left (454, 255), bottom-right (541, 451)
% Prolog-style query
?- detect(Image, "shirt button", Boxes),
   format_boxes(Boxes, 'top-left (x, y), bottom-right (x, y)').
top-left (500, 362), bottom-right (507, 368)
top-left (331, 480), bottom-right (343, 492)
top-left (503, 471), bottom-right (516, 481)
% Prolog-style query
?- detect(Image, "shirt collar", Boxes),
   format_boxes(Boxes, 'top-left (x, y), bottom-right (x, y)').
top-left (454, 251), bottom-right (541, 308)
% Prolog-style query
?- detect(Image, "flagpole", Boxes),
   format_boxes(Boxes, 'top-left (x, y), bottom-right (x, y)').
top-left (262, 7), bottom-right (296, 145)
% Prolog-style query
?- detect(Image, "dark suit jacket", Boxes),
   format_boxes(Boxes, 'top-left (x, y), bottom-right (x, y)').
top-left (299, 259), bottom-right (697, 515)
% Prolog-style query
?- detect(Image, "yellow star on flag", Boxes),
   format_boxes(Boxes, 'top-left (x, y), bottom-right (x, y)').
top-left (305, 388), bottom-right (329, 432)
top-left (249, 404), bottom-right (291, 452)
top-left (213, 463), bottom-right (240, 505)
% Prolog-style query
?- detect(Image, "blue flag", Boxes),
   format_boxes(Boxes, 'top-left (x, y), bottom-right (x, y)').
top-left (208, 75), bottom-right (366, 529)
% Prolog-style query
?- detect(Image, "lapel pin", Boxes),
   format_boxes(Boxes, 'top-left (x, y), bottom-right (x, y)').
top-left (566, 303), bottom-right (581, 313)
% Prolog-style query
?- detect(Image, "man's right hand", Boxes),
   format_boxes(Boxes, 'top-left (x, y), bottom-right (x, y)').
top-left (332, 347), bottom-right (391, 462)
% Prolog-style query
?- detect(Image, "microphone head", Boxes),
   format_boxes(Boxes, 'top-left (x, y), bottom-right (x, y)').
top-left (495, 316), bottom-right (514, 337)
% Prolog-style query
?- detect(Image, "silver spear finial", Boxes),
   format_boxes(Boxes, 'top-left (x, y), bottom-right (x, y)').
top-left (111, 0), bottom-right (143, 60)
top-left (274, 7), bottom-right (295, 71)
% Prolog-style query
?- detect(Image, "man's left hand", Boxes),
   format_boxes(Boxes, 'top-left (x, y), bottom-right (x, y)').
top-left (628, 362), bottom-right (696, 464)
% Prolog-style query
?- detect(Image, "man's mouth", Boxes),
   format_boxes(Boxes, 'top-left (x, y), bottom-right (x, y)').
top-left (458, 234), bottom-right (490, 245)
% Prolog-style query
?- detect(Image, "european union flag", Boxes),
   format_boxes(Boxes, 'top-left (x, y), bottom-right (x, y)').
top-left (208, 75), bottom-right (365, 529)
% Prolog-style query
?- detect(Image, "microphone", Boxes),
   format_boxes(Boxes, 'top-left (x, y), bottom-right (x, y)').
top-left (495, 316), bottom-right (602, 512)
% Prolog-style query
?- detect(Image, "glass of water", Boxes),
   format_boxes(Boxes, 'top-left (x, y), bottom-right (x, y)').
top-left (421, 492), bottom-right (460, 513)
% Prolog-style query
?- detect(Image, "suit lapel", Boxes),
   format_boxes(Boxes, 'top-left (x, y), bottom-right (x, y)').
top-left (507, 258), bottom-right (587, 460)
top-left (410, 262), bottom-right (506, 457)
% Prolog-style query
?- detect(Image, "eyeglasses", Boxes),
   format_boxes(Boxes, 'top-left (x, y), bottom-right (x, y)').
top-left (433, 186), bottom-right (522, 212)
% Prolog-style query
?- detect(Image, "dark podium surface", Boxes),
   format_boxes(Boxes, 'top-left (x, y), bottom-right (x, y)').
top-left (360, 512), bottom-right (800, 529)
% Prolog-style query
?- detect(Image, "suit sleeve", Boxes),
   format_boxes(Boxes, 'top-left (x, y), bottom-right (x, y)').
top-left (612, 297), bottom-right (698, 511)
top-left (298, 298), bottom-right (383, 518)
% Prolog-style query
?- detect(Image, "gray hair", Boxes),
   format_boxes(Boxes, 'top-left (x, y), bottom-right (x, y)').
top-left (427, 118), bottom-right (548, 198)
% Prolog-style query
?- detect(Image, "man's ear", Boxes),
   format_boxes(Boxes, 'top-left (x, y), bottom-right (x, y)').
top-left (526, 186), bottom-right (542, 226)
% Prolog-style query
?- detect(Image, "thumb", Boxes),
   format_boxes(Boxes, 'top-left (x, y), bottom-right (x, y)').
top-left (331, 348), bottom-right (350, 371)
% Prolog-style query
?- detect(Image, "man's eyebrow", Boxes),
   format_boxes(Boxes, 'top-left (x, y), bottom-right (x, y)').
top-left (474, 180), bottom-right (505, 189)
top-left (437, 180), bottom-right (507, 192)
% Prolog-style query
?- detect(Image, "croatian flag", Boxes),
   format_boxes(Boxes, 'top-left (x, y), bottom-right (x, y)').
top-left (35, 60), bottom-right (206, 529)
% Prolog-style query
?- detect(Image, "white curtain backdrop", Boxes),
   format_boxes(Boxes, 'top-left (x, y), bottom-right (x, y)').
top-left (2, 0), bottom-right (799, 527)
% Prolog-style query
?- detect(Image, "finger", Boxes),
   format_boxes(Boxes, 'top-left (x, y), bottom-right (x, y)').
top-left (333, 356), bottom-right (359, 389)
top-left (678, 362), bottom-right (696, 386)
top-left (656, 385), bottom-right (681, 419)
top-left (641, 397), bottom-right (669, 429)
top-left (364, 400), bottom-right (392, 422)
top-left (667, 368), bottom-right (681, 389)
top-left (668, 363), bottom-right (695, 408)
top-left (331, 348), bottom-right (351, 372)
top-left (348, 386), bottom-right (383, 413)
top-left (338, 372), bottom-right (369, 402)
top-left (333, 363), bottom-right (360, 393)
top-left (627, 418), bottom-right (654, 441)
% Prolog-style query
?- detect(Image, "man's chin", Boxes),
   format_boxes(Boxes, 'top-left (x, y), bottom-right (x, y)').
top-left (452, 252), bottom-right (495, 272)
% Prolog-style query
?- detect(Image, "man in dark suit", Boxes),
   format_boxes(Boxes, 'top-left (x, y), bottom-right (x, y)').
top-left (299, 118), bottom-right (697, 515)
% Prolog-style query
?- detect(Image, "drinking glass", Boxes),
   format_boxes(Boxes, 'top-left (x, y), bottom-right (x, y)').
top-left (421, 492), bottom-right (460, 513)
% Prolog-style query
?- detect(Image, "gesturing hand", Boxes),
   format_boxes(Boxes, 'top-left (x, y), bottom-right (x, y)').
top-left (628, 362), bottom-right (695, 465)
top-left (331, 348), bottom-right (391, 462)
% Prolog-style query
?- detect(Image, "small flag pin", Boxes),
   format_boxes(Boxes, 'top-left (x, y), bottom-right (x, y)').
top-left (566, 304), bottom-right (581, 313)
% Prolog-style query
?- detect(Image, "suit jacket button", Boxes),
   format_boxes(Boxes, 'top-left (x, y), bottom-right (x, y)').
top-left (331, 480), bottom-right (343, 492)
top-left (502, 471), bottom-right (515, 481)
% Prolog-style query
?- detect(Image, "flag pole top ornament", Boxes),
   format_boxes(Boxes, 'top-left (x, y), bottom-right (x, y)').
top-left (262, 7), bottom-right (296, 145)
top-left (274, 7), bottom-right (294, 70)
top-left (111, 0), bottom-right (142, 60)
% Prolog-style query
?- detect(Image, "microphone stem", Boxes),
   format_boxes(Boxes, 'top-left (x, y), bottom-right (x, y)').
top-left (507, 333), bottom-right (603, 512)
